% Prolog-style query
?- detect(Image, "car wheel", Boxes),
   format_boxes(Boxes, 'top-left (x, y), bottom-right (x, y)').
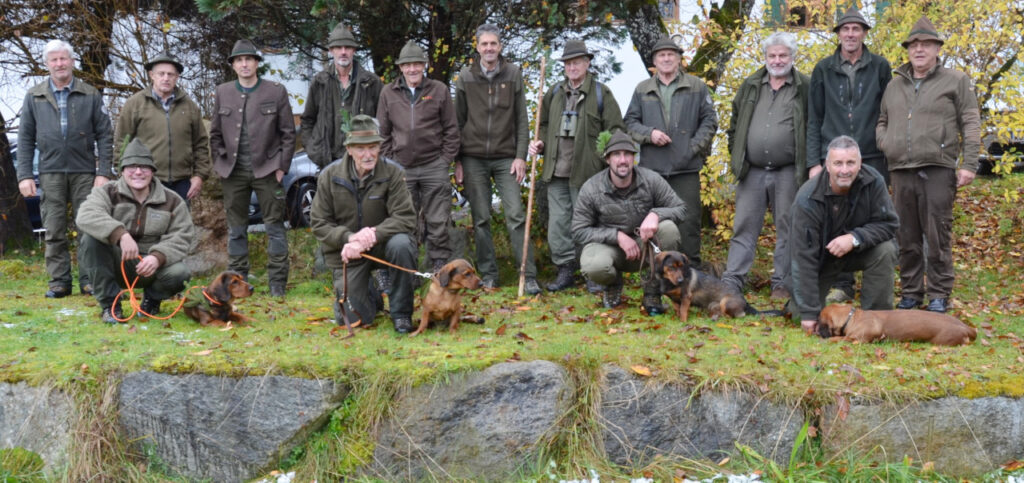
top-left (289, 181), bottom-right (316, 228)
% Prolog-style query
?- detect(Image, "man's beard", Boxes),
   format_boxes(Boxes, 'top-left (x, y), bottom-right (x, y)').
top-left (767, 62), bottom-right (792, 77)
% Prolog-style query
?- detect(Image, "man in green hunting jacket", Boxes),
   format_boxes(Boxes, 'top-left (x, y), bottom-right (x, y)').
top-left (528, 39), bottom-right (624, 292)
top-left (77, 139), bottom-right (193, 324)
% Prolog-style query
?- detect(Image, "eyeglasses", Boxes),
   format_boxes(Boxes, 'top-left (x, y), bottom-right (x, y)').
top-left (123, 165), bottom-right (154, 173)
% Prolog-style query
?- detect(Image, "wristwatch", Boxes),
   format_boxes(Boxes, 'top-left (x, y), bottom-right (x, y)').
top-left (850, 233), bottom-right (861, 248)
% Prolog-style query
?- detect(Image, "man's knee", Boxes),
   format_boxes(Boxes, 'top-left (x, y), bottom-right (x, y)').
top-left (385, 234), bottom-right (417, 261)
top-left (655, 220), bottom-right (681, 251)
top-left (580, 244), bottom-right (617, 284)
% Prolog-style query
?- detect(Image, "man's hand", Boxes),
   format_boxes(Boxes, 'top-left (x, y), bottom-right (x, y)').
top-left (18, 179), bottom-right (36, 198)
top-left (275, 170), bottom-right (285, 183)
top-left (826, 233), bottom-right (857, 258)
top-left (808, 164), bottom-right (824, 180)
top-left (801, 319), bottom-right (817, 335)
top-left (528, 140), bottom-right (544, 157)
top-left (120, 233), bottom-right (139, 260)
top-left (650, 129), bottom-right (672, 146)
top-left (638, 212), bottom-right (660, 241)
top-left (341, 240), bottom-right (365, 263)
top-left (135, 254), bottom-right (161, 277)
top-left (617, 231), bottom-right (641, 260)
top-left (348, 226), bottom-right (377, 248)
top-left (187, 176), bottom-right (203, 199)
top-left (510, 158), bottom-right (527, 184)
top-left (956, 169), bottom-right (976, 188)
top-left (94, 175), bottom-right (110, 187)
top-left (454, 162), bottom-right (464, 185)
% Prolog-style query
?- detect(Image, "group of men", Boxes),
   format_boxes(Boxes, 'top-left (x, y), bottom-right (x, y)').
top-left (15, 10), bottom-right (980, 332)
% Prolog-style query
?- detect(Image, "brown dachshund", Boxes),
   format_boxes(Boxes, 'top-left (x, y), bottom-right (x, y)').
top-left (654, 251), bottom-right (773, 322)
top-left (817, 303), bottom-right (976, 346)
top-left (182, 271), bottom-right (255, 326)
top-left (411, 259), bottom-right (482, 337)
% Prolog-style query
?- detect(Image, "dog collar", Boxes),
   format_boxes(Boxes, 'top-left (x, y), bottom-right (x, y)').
top-left (838, 306), bottom-right (855, 335)
top-left (201, 288), bottom-right (224, 306)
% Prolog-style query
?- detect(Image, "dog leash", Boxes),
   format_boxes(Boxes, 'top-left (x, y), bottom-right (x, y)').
top-left (634, 231), bottom-right (662, 284)
top-left (358, 253), bottom-right (434, 279)
top-left (112, 256), bottom-right (195, 322)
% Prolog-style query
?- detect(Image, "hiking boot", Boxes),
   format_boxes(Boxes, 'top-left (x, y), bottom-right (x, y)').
top-left (896, 296), bottom-right (922, 310)
top-left (393, 317), bottom-right (414, 334)
top-left (481, 278), bottom-right (498, 290)
top-left (825, 287), bottom-right (853, 304)
top-left (546, 264), bottom-right (576, 292)
top-left (80, 283), bottom-right (94, 296)
top-left (642, 293), bottom-right (666, 315)
top-left (374, 269), bottom-right (392, 295)
top-left (270, 284), bottom-right (286, 298)
top-left (523, 278), bottom-right (541, 295)
top-left (46, 285), bottom-right (72, 299)
top-left (770, 286), bottom-right (791, 300)
top-left (927, 298), bottom-right (949, 313)
top-left (101, 303), bottom-right (124, 324)
top-left (139, 297), bottom-right (162, 316)
top-left (602, 283), bottom-right (623, 309)
top-left (585, 279), bottom-right (604, 294)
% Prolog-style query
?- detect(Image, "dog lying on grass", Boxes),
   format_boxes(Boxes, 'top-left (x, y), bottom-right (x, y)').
top-left (182, 271), bottom-right (255, 327)
top-left (816, 303), bottom-right (976, 346)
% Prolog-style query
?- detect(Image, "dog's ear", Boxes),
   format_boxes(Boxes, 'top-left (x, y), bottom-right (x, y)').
top-left (438, 265), bottom-right (454, 288)
top-left (678, 252), bottom-right (691, 270)
top-left (654, 252), bottom-right (667, 272)
top-left (209, 272), bottom-right (234, 302)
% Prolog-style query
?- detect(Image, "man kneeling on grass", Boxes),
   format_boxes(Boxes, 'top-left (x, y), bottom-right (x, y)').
top-left (77, 139), bottom-right (194, 323)
top-left (572, 130), bottom-right (686, 311)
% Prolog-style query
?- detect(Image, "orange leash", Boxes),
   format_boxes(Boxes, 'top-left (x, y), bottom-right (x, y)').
top-left (111, 255), bottom-right (196, 322)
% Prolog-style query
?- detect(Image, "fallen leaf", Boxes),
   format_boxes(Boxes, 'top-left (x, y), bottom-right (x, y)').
top-left (717, 457), bottom-right (730, 466)
top-left (631, 365), bottom-right (653, 377)
top-left (193, 349), bottom-right (213, 356)
top-left (807, 425), bottom-right (818, 438)
top-left (127, 325), bottom-right (137, 334)
top-left (922, 461), bottom-right (934, 472)
top-left (836, 394), bottom-right (850, 421)
top-left (514, 332), bottom-right (533, 341)
top-left (607, 328), bottom-right (619, 335)
top-left (515, 305), bottom-right (532, 311)
top-left (496, 324), bottom-right (507, 336)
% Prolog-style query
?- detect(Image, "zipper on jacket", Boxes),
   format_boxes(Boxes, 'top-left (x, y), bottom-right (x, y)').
top-left (486, 81), bottom-right (494, 156)
top-left (165, 103), bottom-right (173, 183)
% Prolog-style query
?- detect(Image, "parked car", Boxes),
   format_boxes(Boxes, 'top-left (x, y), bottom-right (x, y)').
top-left (7, 136), bottom-right (43, 230)
top-left (248, 151), bottom-right (319, 227)
top-left (978, 128), bottom-right (1024, 175)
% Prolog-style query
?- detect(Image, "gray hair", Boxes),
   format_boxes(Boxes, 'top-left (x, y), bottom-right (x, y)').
top-left (42, 39), bottom-right (75, 63)
top-left (763, 32), bottom-right (798, 58)
top-left (827, 135), bottom-right (861, 155)
top-left (476, 23), bottom-right (502, 43)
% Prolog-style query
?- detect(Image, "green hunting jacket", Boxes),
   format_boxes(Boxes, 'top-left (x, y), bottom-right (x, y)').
top-left (727, 66), bottom-right (810, 184)
top-left (571, 166), bottom-right (686, 247)
top-left (877, 62), bottom-right (981, 173)
top-left (310, 155), bottom-right (416, 269)
top-left (454, 57), bottom-right (529, 160)
top-left (76, 177), bottom-right (194, 268)
top-left (114, 86), bottom-right (212, 184)
top-left (624, 70), bottom-right (718, 175)
top-left (300, 62), bottom-right (383, 167)
top-left (538, 74), bottom-right (624, 189)
top-left (16, 78), bottom-right (113, 180)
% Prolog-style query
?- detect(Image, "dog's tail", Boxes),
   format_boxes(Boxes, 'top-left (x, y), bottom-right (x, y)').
top-left (744, 302), bottom-right (784, 317)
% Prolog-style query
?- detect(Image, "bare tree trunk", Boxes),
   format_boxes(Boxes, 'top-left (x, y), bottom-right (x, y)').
top-left (0, 113), bottom-right (35, 254)
top-left (688, 0), bottom-right (757, 91)
top-left (621, 0), bottom-right (667, 74)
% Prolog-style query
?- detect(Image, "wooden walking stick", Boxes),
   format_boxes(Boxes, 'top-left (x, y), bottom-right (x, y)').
top-left (518, 55), bottom-right (548, 298)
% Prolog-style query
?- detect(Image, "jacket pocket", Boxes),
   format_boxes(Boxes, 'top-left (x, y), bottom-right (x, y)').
top-left (495, 82), bottom-right (513, 109)
top-left (259, 102), bottom-right (278, 116)
top-left (217, 107), bottom-right (233, 118)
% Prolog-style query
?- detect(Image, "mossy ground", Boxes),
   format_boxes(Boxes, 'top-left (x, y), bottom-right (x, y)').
top-left (1, 174), bottom-right (1023, 481)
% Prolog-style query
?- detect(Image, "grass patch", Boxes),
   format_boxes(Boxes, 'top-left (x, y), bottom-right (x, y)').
top-left (1, 175), bottom-right (1023, 480)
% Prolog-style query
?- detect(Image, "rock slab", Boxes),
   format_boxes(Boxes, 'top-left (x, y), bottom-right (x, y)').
top-left (0, 382), bottom-right (72, 475)
top-left (600, 365), bottom-right (804, 467)
top-left (118, 371), bottom-right (346, 482)
top-left (371, 360), bottom-right (569, 481)
top-left (822, 396), bottom-right (1024, 476)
